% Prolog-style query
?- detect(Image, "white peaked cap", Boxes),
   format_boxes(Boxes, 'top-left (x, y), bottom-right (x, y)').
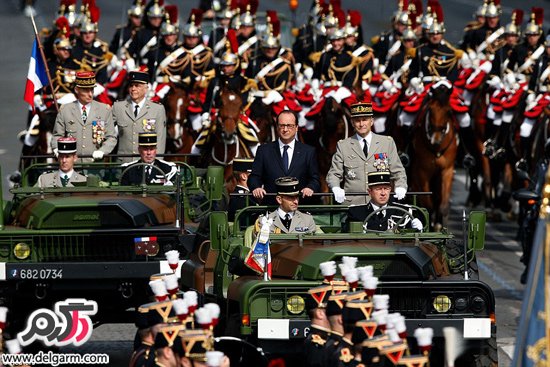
top-left (357, 265), bottom-right (373, 279)
top-left (341, 256), bottom-right (358, 268)
top-left (338, 263), bottom-right (349, 278)
top-left (414, 327), bottom-right (434, 346)
top-left (373, 294), bottom-right (390, 310)
top-left (184, 290), bottom-right (198, 305)
top-left (319, 261), bottom-right (336, 276)
top-left (394, 315), bottom-right (407, 333)
top-left (345, 268), bottom-right (359, 283)
top-left (387, 328), bottom-right (402, 343)
top-left (164, 274), bottom-right (179, 289)
top-left (371, 309), bottom-right (388, 324)
top-left (386, 313), bottom-right (402, 329)
top-left (204, 303), bottom-right (221, 318)
top-left (165, 250), bottom-right (180, 263)
top-left (195, 307), bottom-right (212, 324)
top-left (206, 351), bottom-right (225, 366)
top-left (172, 298), bottom-right (188, 315)
top-left (0, 306), bottom-right (8, 322)
top-left (149, 279), bottom-right (168, 296)
top-left (5, 339), bottom-right (21, 354)
top-left (362, 276), bottom-right (378, 290)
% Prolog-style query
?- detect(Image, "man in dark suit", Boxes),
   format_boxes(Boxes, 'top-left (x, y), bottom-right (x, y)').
top-left (120, 132), bottom-right (177, 186)
top-left (347, 170), bottom-right (423, 232)
top-left (248, 111), bottom-right (320, 204)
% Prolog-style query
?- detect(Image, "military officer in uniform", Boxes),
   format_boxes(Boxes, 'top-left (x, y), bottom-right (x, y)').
top-left (228, 158), bottom-right (254, 222)
top-left (347, 170), bottom-right (424, 232)
top-left (314, 28), bottom-right (359, 89)
top-left (327, 102), bottom-right (407, 205)
top-left (303, 284), bottom-right (332, 367)
top-left (257, 177), bottom-right (316, 234)
top-left (109, 1), bottom-right (144, 55)
top-left (51, 71), bottom-right (117, 161)
top-left (128, 1), bottom-right (164, 65)
top-left (47, 34), bottom-right (79, 97)
top-left (36, 137), bottom-right (87, 188)
top-left (112, 70), bottom-right (166, 162)
top-left (121, 132), bottom-right (177, 186)
top-left (72, 10), bottom-right (111, 85)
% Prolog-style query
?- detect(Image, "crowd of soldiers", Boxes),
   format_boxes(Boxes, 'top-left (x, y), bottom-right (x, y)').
top-left (27, 0), bottom-right (549, 184)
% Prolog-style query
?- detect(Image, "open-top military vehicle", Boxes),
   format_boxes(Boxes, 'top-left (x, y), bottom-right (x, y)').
top-left (181, 201), bottom-right (497, 366)
top-left (0, 157), bottom-right (225, 324)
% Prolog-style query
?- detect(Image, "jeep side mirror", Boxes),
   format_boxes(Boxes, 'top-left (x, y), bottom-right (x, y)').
top-left (468, 211), bottom-right (486, 251)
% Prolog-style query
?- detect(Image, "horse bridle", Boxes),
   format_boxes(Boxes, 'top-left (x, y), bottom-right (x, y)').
top-left (424, 109), bottom-right (454, 158)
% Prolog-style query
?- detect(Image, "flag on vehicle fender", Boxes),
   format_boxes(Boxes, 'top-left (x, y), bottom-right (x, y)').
top-left (245, 216), bottom-right (272, 279)
top-left (512, 218), bottom-right (549, 366)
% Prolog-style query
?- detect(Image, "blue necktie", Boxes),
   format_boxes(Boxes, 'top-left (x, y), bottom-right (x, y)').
top-left (282, 145), bottom-right (289, 174)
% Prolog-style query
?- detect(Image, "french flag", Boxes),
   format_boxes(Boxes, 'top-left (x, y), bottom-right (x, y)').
top-left (24, 38), bottom-right (48, 110)
top-left (244, 236), bottom-right (272, 280)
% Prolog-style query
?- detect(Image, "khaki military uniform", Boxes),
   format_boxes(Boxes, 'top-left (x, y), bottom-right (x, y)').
top-left (258, 210), bottom-right (316, 234)
top-left (52, 100), bottom-right (117, 159)
top-left (35, 171), bottom-right (87, 188)
top-left (112, 99), bottom-right (167, 162)
top-left (326, 134), bottom-right (407, 205)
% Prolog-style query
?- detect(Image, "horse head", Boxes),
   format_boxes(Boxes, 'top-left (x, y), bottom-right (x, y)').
top-left (316, 97), bottom-right (349, 153)
top-left (165, 82), bottom-right (190, 141)
top-left (218, 87), bottom-right (242, 143)
top-left (423, 83), bottom-right (454, 147)
top-left (249, 98), bottom-right (274, 142)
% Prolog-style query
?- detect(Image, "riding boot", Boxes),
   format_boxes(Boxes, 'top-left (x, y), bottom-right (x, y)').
top-left (492, 122), bottom-right (511, 160)
top-left (517, 137), bottom-right (531, 171)
top-left (397, 125), bottom-right (414, 168)
top-left (459, 126), bottom-right (477, 169)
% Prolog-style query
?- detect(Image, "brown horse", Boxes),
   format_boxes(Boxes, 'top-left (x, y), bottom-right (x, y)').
top-left (163, 82), bottom-right (195, 155)
top-left (410, 85), bottom-right (458, 230)
top-left (248, 98), bottom-right (275, 143)
top-left (314, 96), bottom-right (352, 193)
top-left (208, 88), bottom-right (255, 184)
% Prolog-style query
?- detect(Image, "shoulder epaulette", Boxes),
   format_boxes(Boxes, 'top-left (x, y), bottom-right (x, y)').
top-left (406, 47), bottom-right (416, 58)
top-left (370, 35), bottom-right (380, 45)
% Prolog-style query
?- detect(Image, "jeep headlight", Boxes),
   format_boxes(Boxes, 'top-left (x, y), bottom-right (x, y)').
top-left (433, 295), bottom-right (452, 313)
top-left (14, 243), bottom-right (31, 260)
top-left (287, 295), bottom-right (305, 314)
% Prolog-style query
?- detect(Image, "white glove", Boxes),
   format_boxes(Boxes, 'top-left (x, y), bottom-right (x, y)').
top-left (53, 148), bottom-right (59, 158)
top-left (201, 112), bottom-right (210, 127)
top-left (332, 187), bottom-right (346, 204)
top-left (394, 187), bottom-right (407, 200)
top-left (92, 150), bottom-right (104, 160)
top-left (303, 67), bottom-right (314, 81)
top-left (411, 218), bottom-right (423, 232)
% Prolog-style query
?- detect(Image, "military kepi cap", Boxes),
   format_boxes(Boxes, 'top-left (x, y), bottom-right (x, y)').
top-left (57, 137), bottom-right (77, 154)
top-left (276, 177), bottom-right (300, 196)
top-left (139, 132), bottom-right (157, 146)
top-left (367, 170), bottom-right (391, 187)
top-left (129, 70), bottom-right (149, 84)
top-left (350, 102), bottom-right (373, 118)
top-left (233, 157), bottom-right (254, 172)
top-left (75, 71), bottom-right (96, 88)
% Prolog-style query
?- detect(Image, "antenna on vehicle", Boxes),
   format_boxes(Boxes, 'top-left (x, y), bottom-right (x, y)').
top-left (462, 210), bottom-right (469, 280)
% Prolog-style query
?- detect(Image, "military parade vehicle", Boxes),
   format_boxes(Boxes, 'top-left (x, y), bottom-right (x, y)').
top-left (181, 200), bottom-right (498, 366)
top-left (0, 157), bottom-right (225, 325)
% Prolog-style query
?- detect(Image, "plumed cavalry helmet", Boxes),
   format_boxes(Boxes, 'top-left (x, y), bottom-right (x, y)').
top-left (474, 3), bottom-right (486, 18)
top-left (427, 1), bottom-right (445, 34)
top-left (239, 0), bottom-right (258, 27)
top-left (220, 29), bottom-right (239, 65)
top-left (160, 5), bottom-right (178, 36)
top-left (524, 8), bottom-right (544, 36)
top-left (261, 11), bottom-right (281, 48)
top-left (127, 0), bottom-right (145, 17)
top-left (80, 2), bottom-right (100, 33)
top-left (394, 0), bottom-right (409, 26)
top-left (58, 0), bottom-right (79, 27)
top-left (344, 11), bottom-right (361, 38)
top-left (182, 9), bottom-right (203, 37)
top-left (328, 28), bottom-right (345, 41)
top-left (484, 1), bottom-right (501, 18)
top-left (420, 5), bottom-right (434, 31)
top-left (323, 4), bottom-right (339, 30)
top-left (504, 9), bottom-right (523, 36)
top-left (147, 0), bottom-right (165, 18)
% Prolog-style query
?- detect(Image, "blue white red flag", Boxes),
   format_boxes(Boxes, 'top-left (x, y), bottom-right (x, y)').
top-left (24, 38), bottom-right (48, 110)
top-left (244, 216), bottom-right (273, 279)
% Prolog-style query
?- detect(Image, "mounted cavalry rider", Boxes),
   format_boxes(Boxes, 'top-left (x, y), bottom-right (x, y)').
top-left (109, 0), bottom-right (144, 56)
top-left (292, 0), bottom-right (329, 68)
top-left (72, 5), bottom-right (111, 86)
top-left (400, 1), bottom-right (477, 166)
top-left (236, 0), bottom-right (259, 72)
top-left (207, 1), bottom-right (235, 64)
top-left (344, 10), bottom-right (374, 86)
top-left (128, 0), bottom-right (164, 66)
top-left (371, 0), bottom-right (411, 68)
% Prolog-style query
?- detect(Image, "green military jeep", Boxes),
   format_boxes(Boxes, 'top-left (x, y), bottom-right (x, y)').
top-left (0, 159), bottom-right (225, 324)
top-left (181, 202), bottom-right (497, 366)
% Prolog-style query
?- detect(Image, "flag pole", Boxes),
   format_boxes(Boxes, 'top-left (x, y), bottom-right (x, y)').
top-left (30, 13), bottom-right (59, 112)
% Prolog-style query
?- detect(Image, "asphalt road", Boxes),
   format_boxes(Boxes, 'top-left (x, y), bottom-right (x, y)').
top-left (0, 0), bottom-right (537, 365)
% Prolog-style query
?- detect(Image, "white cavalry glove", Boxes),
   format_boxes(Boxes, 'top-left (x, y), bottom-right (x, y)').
top-left (394, 187), bottom-right (407, 200)
top-left (53, 148), bottom-right (59, 158)
top-left (92, 150), bottom-right (104, 160)
top-left (332, 187), bottom-right (346, 204)
top-left (411, 218), bottom-right (423, 232)
top-left (201, 112), bottom-right (211, 127)
top-left (303, 67), bottom-right (314, 81)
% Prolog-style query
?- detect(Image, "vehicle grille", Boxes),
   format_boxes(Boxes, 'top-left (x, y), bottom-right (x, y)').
top-left (34, 234), bottom-right (135, 261)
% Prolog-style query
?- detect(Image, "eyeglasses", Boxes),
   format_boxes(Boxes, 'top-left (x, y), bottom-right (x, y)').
top-left (278, 124), bottom-right (297, 130)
